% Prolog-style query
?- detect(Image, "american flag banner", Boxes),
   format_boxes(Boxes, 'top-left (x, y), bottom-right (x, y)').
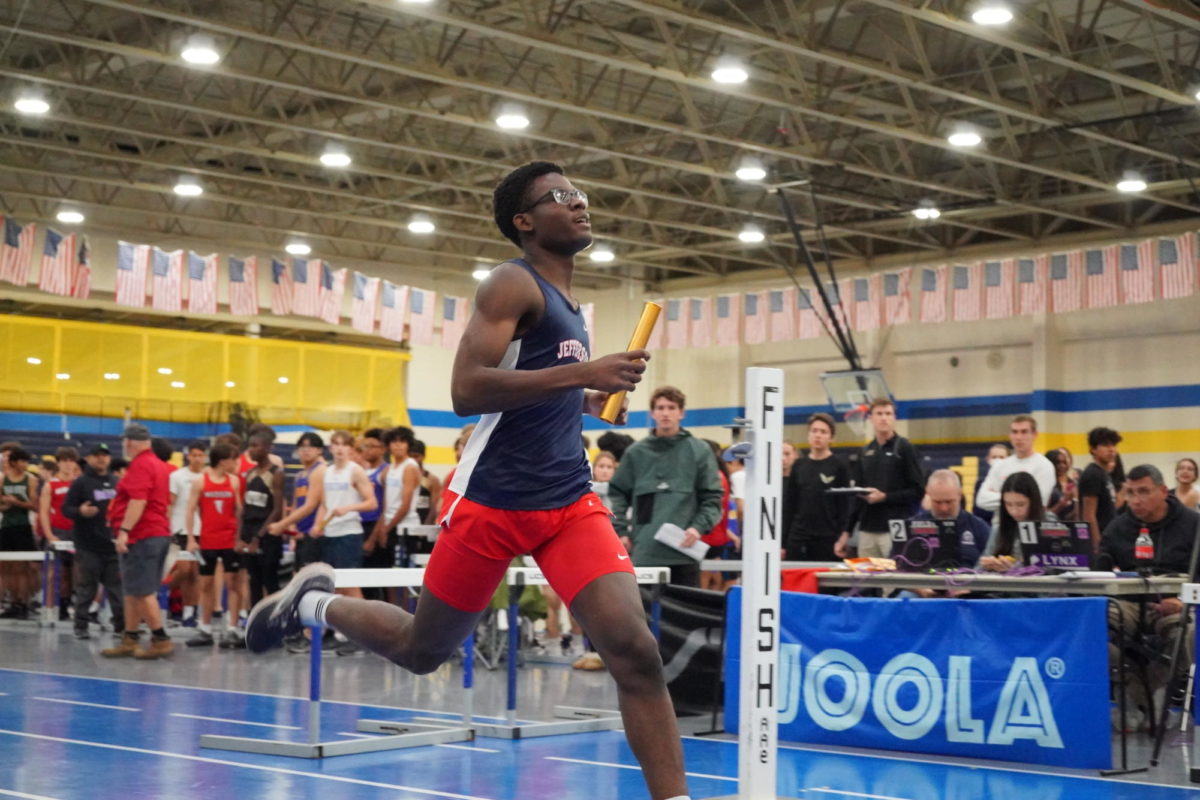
top-left (827, 280), bottom-right (855, 332)
top-left (883, 269), bottom-right (911, 326)
top-left (852, 276), bottom-right (881, 331)
top-left (1160, 233), bottom-right (1196, 300)
top-left (1049, 252), bottom-right (1082, 313)
top-left (769, 288), bottom-right (796, 341)
top-left (379, 281), bottom-right (408, 342)
top-left (1119, 241), bottom-right (1156, 305)
top-left (38, 228), bottom-right (77, 296)
top-left (918, 266), bottom-right (947, 323)
top-left (350, 272), bottom-right (380, 334)
top-left (983, 260), bottom-right (1014, 320)
top-left (409, 287), bottom-right (435, 346)
top-left (743, 291), bottom-right (767, 344)
top-left (441, 295), bottom-right (468, 349)
top-left (228, 256), bottom-right (259, 316)
top-left (1016, 256), bottom-right (1046, 315)
top-left (951, 264), bottom-right (981, 322)
top-left (187, 251), bottom-right (218, 314)
top-left (714, 294), bottom-right (739, 346)
top-left (318, 264), bottom-right (346, 325)
top-left (581, 302), bottom-right (595, 347)
top-left (1, 217), bottom-right (35, 286)
top-left (1083, 247), bottom-right (1119, 309)
top-left (797, 287), bottom-right (821, 339)
top-left (114, 241), bottom-right (149, 308)
top-left (269, 258), bottom-right (292, 315)
top-left (665, 298), bottom-right (689, 349)
top-left (647, 298), bottom-right (665, 350)
top-left (291, 258), bottom-right (320, 317)
top-left (688, 297), bottom-right (711, 348)
top-left (150, 248), bottom-right (183, 313)
top-left (72, 236), bottom-right (91, 300)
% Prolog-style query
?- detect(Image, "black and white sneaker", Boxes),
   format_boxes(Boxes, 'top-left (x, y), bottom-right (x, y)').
top-left (245, 562), bottom-right (336, 653)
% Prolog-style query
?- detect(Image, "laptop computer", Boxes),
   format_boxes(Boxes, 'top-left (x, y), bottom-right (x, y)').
top-left (1017, 520), bottom-right (1091, 571)
top-left (888, 518), bottom-right (963, 571)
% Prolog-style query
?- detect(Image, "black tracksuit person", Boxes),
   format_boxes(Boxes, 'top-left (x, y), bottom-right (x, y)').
top-left (62, 446), bottom-right (124, 638)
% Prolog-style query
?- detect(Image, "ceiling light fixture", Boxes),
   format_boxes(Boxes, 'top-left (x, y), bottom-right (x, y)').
top-left (56, 209), bottom-right (85, 224)
top-left (55, 373), bottom-right (70, 380)
top-left (157, 367), bottom-right (173, 375)
top-left (711, 57), bottom-right (749, 84)
top-left (319, 144), bottom-right (352, 168)
top-left (104, 372), bottom-right (121, 380)
top-left (26, 357), bottom-right (41, 365)
top-left (170, 381), bottom-right (186, 388)
top-left (173, 176), bottom-right (203, 197)
top-left (947, 126), bottom-right (983, 148)
top-left (738, 224), bottom-right (766, 243)
top-left (285, 241), bottom-right (312, 256)
top-left (472, 268), bottom-right (490, 281)
top-left (13, 90), bottom-right (49, 115)
top-left (912, 201), bottom-right (942, 220)
top-left (735, 158), bottom-right (767, 182)
top-left (180, 34), bottom-right (221, 65)
top-left (589, 246), bottom-right (615, 263)
top-left (971, 3), bottom-right (1014, 25)
top-left (495, 105), bottom-right (530, 130)
top-left (1116, 171), bottom-right (1147, 193)
top-left (408, 216), bottom-right (436, 234)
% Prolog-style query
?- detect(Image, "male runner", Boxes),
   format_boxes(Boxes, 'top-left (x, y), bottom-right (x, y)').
top-left (185, 443), bottom-right (246, 648)
top-left (247, 161), bottom-right (690, 800)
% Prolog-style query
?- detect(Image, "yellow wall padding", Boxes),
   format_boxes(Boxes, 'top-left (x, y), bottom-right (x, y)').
top-left (0, 315), bottom-right (410, 429)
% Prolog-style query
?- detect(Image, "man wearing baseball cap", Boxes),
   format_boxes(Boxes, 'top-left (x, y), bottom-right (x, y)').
top-left (63, 442), bottom-right (122, 639)
top-left (101, 423), bottom-right (174, 659)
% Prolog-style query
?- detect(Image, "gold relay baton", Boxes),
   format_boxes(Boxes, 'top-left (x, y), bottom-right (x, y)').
top-left (599, 301), bottom-right (662, 424)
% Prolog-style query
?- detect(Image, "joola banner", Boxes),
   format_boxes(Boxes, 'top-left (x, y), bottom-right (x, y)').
top-left (725, 590), bottom-right (1111, 769)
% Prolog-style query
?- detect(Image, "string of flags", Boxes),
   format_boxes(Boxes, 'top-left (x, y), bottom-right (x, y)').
top-left (0, 216), bottom-right (1195, 349)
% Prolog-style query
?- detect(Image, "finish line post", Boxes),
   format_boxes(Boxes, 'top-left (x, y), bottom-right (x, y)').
top-left (712, 366), bottom-right (785, 800)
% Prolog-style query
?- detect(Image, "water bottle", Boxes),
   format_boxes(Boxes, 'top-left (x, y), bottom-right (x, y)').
top-left (1134, 527), bottom-right (1154, 570)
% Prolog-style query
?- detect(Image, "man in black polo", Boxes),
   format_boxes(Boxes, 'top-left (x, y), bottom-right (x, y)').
top-left (839, 397), bottom-right (925, 558)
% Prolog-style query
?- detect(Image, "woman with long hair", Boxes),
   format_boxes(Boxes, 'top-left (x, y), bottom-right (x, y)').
top-left (979, 471), bottom-right (1051, 571)
top-left (1173, 457), bottom-right (1200, 510)
top-left (1045, 447), bottom-right (1077, 521)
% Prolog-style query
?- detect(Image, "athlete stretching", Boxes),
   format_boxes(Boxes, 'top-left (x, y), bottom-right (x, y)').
top-left (246, 161), bottom-right (691, 800)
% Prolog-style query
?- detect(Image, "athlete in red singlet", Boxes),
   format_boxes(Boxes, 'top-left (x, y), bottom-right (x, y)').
top-left (247, 161), bottom-right (691, 800)
top-left (185, 443), bottom-right (245, 648)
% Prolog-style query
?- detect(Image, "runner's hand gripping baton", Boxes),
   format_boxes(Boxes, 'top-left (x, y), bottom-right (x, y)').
top-left (599, 301), bottom-right (662, 424)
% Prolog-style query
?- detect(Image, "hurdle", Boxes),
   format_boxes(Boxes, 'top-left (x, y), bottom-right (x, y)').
top-left (469, 564), bottom-right (669, 740)
top-left (0, 545), bottom-right (71, 627)
top-left (199, 566), bottom-right (475, 758)
top-left (709, 367), bottom-right (787, 800)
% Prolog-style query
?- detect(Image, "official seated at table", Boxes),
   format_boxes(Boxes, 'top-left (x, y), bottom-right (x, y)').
top-left (901, 470), bottom-right (991, 598)
top-left (978, 472), bottom-right (1056, 572)
top-left (1100, 464), bottom-right (1200, 726)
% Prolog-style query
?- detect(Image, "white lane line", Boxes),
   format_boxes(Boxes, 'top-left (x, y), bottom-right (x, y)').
top-left (32, 697), bottom-right (140, 712)
top-left (170, 713), bottom-right (301, 730)
top-left (0, 790), bottom-right (62, 800)
top-left (0, 729), bottom-right (492, 800)
top-left (681, 735), bottom-right (1200, 791)
top-left (543, 756), bottom-right (736, 783)
top-left (0, 667), bottom-right (509, 721)
top-left (337, 731), bottom-right (374, 738)
top-left (435, 743), bottom-right (501, 753)
top-left (808, 788), bottom-right (912, 800)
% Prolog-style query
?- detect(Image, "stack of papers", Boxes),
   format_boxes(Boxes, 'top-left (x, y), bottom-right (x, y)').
top-left (653, 522), bottom-right (709, 562)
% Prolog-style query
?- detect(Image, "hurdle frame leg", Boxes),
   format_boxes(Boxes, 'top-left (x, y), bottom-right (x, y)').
top-left (200, 624), bottom-right (474, 758)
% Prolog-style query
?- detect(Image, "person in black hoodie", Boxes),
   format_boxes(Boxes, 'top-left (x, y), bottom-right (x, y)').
top-left (1101, 464), bottom-right (1200, 726)
top-left (62, 443), bottom-right (124, 640)
top-left (783, 413), bottom-right (850, 561)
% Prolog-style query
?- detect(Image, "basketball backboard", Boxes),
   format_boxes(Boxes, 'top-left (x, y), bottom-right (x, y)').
top-left (819, 369), bottom-right (892, 439)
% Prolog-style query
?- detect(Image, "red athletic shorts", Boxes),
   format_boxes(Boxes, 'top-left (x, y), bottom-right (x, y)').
top-left (424, 489), bottom-right (635, 613)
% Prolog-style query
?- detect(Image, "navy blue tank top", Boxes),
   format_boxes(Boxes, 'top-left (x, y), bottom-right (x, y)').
top-left (361, 463), bottom-right (385, 524)
top-left (449, 260), bottom-right (592, 510)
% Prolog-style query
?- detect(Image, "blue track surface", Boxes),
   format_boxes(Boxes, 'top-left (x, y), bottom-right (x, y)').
top-left (2, 669), bottom-right (1199, 799)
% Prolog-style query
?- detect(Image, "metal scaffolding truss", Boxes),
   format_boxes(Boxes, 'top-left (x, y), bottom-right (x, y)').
top-left (0, 0), bottom-right (1197, 285)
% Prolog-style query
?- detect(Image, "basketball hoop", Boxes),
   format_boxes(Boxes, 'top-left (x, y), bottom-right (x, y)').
top-left (843, 403), bottom-right (870, 440)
